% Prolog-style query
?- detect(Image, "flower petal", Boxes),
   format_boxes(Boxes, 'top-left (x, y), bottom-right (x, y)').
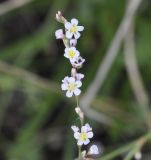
top-left (74, 132), bottom-right (80, 139)
top-left (71, 125), bottom-right (79, 132)
top-left (83, 139), bottom-right (90, 145)
top-left (81, 126), bottom-right (87, 132)
top-left (66, 31), bottom-right (73, 39)
top-left (55, 29), bottom-right (64, 39)
top-left (75, 50), bottom-right (80, 57)
top-left (74, 32), bottom-right (80, 39)
top-left (65, 22), bottom-right (71, 29)
top-left (85, 123), bottom-right (92, 131)
top-left (66, 91), bottom-right (73, 97)
top-left (78, 26), bottom-right (84, 31)
top-left (69, 77), bottom-right (75, 83)
top-left (74, 88), bottom-right (81, 96)
top-left (77, 140), bottom-right (83, 146)
top-left (89, 145), bottom-right (99, 155)
top-left (61, 83), bottom-right (67, 90)
top-left (76, 81), bottom-right (82, 87)
top-left (87, 132), bottom-right (93, 138)
top-left (71, 18), bottom-right (78, 25)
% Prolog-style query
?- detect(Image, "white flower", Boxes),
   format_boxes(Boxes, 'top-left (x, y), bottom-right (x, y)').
top-left (71, 56), bottom-right (85, 68)
top-left (88, 145), bottom-right (99, 155)
top-left (61, 77), bottom-right (82, 97)
top-left (71, 124), bottom-right (93, 146)
top-left (55, 29), bottom-right (64, 39)
top-left (64, 47), bottom-right (80, 62)
top-left (65, 18), bottom-right (84, 39)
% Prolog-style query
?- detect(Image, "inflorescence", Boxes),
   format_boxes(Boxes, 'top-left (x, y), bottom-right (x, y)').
top-left (55, 11), bottom-right (100, 160)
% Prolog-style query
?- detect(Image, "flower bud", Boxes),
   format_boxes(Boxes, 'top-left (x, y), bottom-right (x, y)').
top-left (71, 56), bottom-right (85, 69)
top-left (88, 145), bottom-right (99, 155)
top-left (134, 152), bottom-right (142, 160)
top-left (56, 11), bottom-right (66, 23)
top-left (75, 107), bottom-right (84, 119)
top-left (70, 39), bottom-right (77, 47)
top-left (55, 29), bottom-right (64, 39)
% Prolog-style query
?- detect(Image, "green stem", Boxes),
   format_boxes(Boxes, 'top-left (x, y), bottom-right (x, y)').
top-left (99, 132), bottom-right (151, 160)
top-left (76, 96), bottom-right (84, 160)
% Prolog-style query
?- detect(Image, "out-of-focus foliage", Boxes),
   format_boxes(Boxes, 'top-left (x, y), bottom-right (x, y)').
top-left (0, 0), bottom-right (151, 160)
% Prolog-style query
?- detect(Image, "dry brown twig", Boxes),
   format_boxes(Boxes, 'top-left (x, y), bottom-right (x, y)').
top-left (0, 0), bottom-right (33, 16)
top-left (124, 19), bottom-right (151, 129)
top-left (80, 0), bottom-right (143, 124)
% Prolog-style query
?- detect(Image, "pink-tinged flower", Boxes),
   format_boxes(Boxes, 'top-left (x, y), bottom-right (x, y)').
top-left (70, 39), bottom-right (77, 47)
top-left (61, 76), bottom-right (82, 97)
top-left (64, 47), bottom-right (80, 62)
top-left (88, 145), bottom-right (99, 155)
top-left (55, 29), bottom-right (64, 39)
top-left (65, 18), bottom-right (84, 39)
top-left (71, 56), bottom-right (85, 69)
top-left (71, 123), bottom-right (93, 146)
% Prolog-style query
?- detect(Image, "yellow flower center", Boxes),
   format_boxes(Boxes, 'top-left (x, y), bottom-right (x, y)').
top-left (70, 25), bottom-right (77, 33)
top-left (68, 83), bottom-right (77, 91)
top-left (68, 50), bottom-right (75, 58)
top-left (80, 132), bottom-right (88, 141)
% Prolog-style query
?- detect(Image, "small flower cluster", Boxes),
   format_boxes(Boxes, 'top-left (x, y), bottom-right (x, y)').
top-left (55, 11), bottom-right (100, 160)
top-left (55, 11), bottom-right (85, 98)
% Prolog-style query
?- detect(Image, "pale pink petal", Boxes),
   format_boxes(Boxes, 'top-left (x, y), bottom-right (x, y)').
top-left (77, 140), bottom-right (83, 146)
top-left (65, 22), bottom-right (71, 29)
top-left (66, 31), bottom-right (73, 39)
top-left (89, 145), bottom-right (99, 155)
top-left (71, 126), bottom-right (79, 132)
top-left (85, 123), bottom-right (92, 131)
top-left (55, 29), bottom-right (64, 39)
top-left (74, 88), bottom-right (81, 96)
top-left (62, 76), bottom-right (69, 83)
top-left (76, 81), bottom-right (82, 87)
top-left (66, 91), bottom-right (73, 97)
top-left (74, 32), bottom-right (80, 39)
top-left (70, 58), bottom-right (77, 63)
top-left (87, 132), bottom-right (93, 138)
top-left (65, 47), bottom-right (69, 53)
top-left (78, 26), bottom-right (84, 31)
top-left (76, 73), bottom-right (84, 80)
top-left (81, 126), bottom-right (87, 132)
top-left (74, 132), bottom-right (80, 139)
top-left (75, 50), bottom-right (80, 57)
top-left (69, 77), bottom-right (75, 83)
top-left (70, 46), bottom-right (76, 51)
top-left (71, 18), bottom-right (78, 25)
top-left (61, 83), bottom-right (67, 90)
top-left (83, 139), bottom-right (90, 145)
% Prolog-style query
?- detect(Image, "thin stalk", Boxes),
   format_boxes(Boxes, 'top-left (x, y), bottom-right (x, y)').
top-left (76, 96), bottom-right (84, 160)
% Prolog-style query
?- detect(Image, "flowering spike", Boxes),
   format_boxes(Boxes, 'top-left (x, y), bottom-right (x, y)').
top-left (55, 11), bottom-right (100, 159)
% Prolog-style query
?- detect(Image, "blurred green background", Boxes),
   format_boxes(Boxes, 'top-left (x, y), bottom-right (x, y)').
top-left (0, 0), bottom-right (151, 159)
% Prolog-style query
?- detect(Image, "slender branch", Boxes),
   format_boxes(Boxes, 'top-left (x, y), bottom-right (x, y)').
top-left (99, 131), bottom-right (151, 160)
top-left (123, 133), bottom-right (149, 160)
top-left (0, 0), bottom-right (33, 16)
top-left (124, 20), bottom-right (151, 129)
top-left (0, 60), bottom-right (61, 94)
top-left (80, 0), bottom-right (143, 123)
